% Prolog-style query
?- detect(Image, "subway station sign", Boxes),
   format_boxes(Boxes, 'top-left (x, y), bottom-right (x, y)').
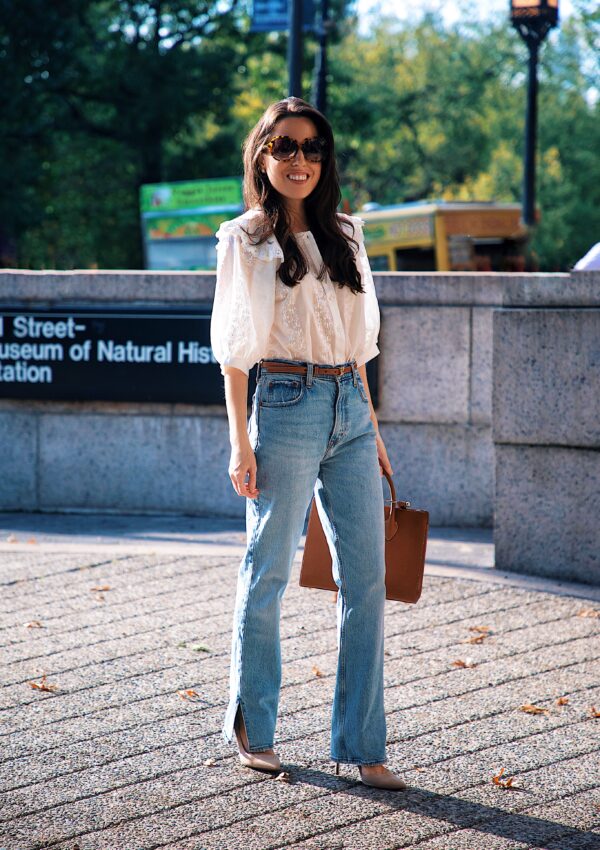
top-left (0, 308), bottom-right (237, 404)
top-left (0, 308), bottom-right (379, 406)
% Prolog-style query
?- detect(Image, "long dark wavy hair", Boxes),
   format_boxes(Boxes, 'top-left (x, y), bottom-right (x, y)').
top-left (240, 97), bottom-right (365, 294)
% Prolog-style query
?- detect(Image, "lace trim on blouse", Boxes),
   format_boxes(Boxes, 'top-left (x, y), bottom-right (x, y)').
top-left (210, 211), bottom-right (379, 376)
top-left (215, 219), bottom-right (284, 263)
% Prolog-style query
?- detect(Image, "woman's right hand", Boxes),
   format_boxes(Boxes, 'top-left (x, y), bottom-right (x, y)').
top-left (229, 438), bottom-right (260, 499)
top-left (222, 366), bottom-right (260, 499)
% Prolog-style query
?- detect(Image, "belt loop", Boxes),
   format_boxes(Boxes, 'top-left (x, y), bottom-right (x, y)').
top-left (351, 360), bottom-right (358, 387)
top-left (257, 359), bottom-right (263, 380)
top-left (306, 361), bottom-right (313, 387)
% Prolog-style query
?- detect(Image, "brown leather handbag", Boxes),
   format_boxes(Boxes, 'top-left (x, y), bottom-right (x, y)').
top-left (299, 469), bottom-right (429, 603)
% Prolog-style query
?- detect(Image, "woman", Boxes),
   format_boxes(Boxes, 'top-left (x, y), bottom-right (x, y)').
top-left (210, 96), bottom-right (407, 791)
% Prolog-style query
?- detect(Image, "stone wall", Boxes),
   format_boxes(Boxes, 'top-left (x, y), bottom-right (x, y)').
top-left (0, 269), bottom-right (571, 530)
top-left (492, 269), bottom-right (600, 584)
top-left (376, 274), bottom-right (509, 526)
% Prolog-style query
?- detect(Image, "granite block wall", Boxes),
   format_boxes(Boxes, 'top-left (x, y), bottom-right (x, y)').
top-left (3, 268), bottom-right (596, 553)
top-left (492, 271), bottom-right (600, 583)
top-left (0, 270), bottom-right (508, 525)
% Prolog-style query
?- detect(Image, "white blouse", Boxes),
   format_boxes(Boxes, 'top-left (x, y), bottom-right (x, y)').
top-left (210, 208), bottom-right (381, 377)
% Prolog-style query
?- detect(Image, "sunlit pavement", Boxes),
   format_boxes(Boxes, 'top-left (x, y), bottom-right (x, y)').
top-left (0, 513), bottom-right (599, 850)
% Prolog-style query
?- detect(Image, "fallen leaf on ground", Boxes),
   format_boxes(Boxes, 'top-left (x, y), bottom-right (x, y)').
top-left (556, 696), bottom-right (569, 705)
top-left (191, 643), bottom-right (211, 653)
top-left (589, 706), bottom-right (600, 718)
top-left (492, 767), bottom-right (515, 788)
top-left (451, 659), bottom-right (477, 668)
top-left (519, 703), bottom-right (549, 715)
top-left (463, 633), bottom-right (488, 644)
top-left (312, 665), bottom-right (324, 677)
top-left (177, 689), bottom-right (201, 701)
top-left (274, 770), bottom-right (291, 782)
top-left (90, 585), bottom-right (111, 592)
top-left (29, 674), bottom-right (58, 693)
top-left (23, 620), bottom-right (43, 628)
top-left (468, 625), bottom-right (491, 633)
top-left (203, 758), bottom-right (217, 766)
top-left (576, 608), bottom-right (600, 618)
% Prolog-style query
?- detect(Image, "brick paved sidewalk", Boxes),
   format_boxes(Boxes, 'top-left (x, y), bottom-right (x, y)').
top-left (0, 521), bottom-right (599, 850)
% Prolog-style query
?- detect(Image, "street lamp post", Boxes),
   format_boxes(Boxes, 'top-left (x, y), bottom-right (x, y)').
top-left (510, 0), bottom-right (559, 228)
top-left (288, 0), bottom-right (303, 97)
top-left (312, 0), bottom-right (331, 114)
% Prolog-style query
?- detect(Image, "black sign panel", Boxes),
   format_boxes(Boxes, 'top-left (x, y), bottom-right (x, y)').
top-left (0, 307), bottom-right (379, 406)
top-left (0, 307), bottom-right (231, 404)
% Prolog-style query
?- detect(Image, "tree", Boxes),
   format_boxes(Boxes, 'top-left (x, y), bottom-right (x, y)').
top-left (1, 0), bottom-right (246, 266)
top-left (2, 0), bottom-right (597, 270)
top-left (324, 7), bottom-right (599, 269)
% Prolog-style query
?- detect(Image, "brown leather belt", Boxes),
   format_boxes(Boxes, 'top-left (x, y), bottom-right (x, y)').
top-left (259, 359), bottom-right (356, 376)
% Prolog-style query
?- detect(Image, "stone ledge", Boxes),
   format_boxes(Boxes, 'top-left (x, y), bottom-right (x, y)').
top-left (2, 270), bottom-right (597, 308)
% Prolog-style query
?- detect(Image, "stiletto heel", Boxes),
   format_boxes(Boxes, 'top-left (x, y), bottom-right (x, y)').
top-left (358, 764), bottom-right (408, 791)
top-left (233, 707), bottom-right (281, 772)
top-left (335, 761), bottom-right (340, 775)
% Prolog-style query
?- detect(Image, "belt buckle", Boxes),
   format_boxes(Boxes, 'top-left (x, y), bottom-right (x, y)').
top-left (335, 366), bottom-right (345, 375)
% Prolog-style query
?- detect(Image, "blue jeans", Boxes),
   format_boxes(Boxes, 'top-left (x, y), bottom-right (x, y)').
top-left (222, 357), bottom-right (387, 765)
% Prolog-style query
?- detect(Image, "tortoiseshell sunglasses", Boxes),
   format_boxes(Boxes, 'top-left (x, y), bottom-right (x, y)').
top-left (263, 135), bottom-right (328, 162)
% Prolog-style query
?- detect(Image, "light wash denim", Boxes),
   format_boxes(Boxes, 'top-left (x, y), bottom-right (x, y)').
top-left (222, 357), bottom-right (387, 765)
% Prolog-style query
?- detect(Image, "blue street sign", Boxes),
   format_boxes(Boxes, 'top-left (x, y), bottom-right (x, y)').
top-left (250, 0), bottom-right (316, 32)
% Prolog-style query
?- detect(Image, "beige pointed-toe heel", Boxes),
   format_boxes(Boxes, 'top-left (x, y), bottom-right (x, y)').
top-left (357, 764), bottom-right (408, 791)
top-left (233, 708), bottom-right (281, 773)
top-left (335, 761), bottom-right (407, 790)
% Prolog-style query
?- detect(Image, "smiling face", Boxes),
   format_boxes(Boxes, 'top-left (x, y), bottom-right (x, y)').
top-left (258, 115), bottom-right (323, 219)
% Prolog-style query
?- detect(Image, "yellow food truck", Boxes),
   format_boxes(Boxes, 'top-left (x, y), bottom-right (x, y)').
top-left (358, 201), bottom-right (532, 272)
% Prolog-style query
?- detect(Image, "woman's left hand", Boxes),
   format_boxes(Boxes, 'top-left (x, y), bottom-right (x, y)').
top-left (375, 430), bottom-right (393, 478)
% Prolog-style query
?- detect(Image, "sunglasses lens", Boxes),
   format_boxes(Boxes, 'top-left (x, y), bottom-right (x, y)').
top-left (303, 138), bottom-right (327, 161)
top-left (270, 137), bottom-right (297, 160)
top-left (267, 136), bottom-right (327, 162)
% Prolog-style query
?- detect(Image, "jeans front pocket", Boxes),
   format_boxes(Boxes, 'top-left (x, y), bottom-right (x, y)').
top-left (259, 376), bottom-right (305, 408)
top-left (356, 375), bottom-right (370, 404)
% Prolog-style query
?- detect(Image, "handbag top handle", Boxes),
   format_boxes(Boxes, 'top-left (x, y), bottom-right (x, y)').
top-left (382, 468), bottom-right (411, 541)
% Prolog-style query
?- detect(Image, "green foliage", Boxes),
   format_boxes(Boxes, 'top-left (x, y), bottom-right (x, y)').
top-left (1, 0), bottom-right (597, 270)
top-left (328, 11), bottom-right (599, 269)
top-left (0, 0), bottom-right (247, 267)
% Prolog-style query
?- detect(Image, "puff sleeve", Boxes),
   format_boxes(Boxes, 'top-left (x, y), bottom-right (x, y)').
top-left (344, 215), bottom-right (381, 368)
top-left (210, 219), bottom-right (282, 377)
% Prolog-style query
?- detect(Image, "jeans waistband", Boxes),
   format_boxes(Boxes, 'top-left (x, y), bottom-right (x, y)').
top-left (257, 358), bottom-right (358, 385)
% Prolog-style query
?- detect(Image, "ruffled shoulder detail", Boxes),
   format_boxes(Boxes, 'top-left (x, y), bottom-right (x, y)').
top-left (336, 212), bottom-right (365, 254)
top-left (215, 213), bottom-right (284, 262)
top-left (337, 212), bottom-right (365, 230)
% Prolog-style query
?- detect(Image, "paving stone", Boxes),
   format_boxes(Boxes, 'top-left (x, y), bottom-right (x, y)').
top-left (1, 531), bottom-right (599, 850)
